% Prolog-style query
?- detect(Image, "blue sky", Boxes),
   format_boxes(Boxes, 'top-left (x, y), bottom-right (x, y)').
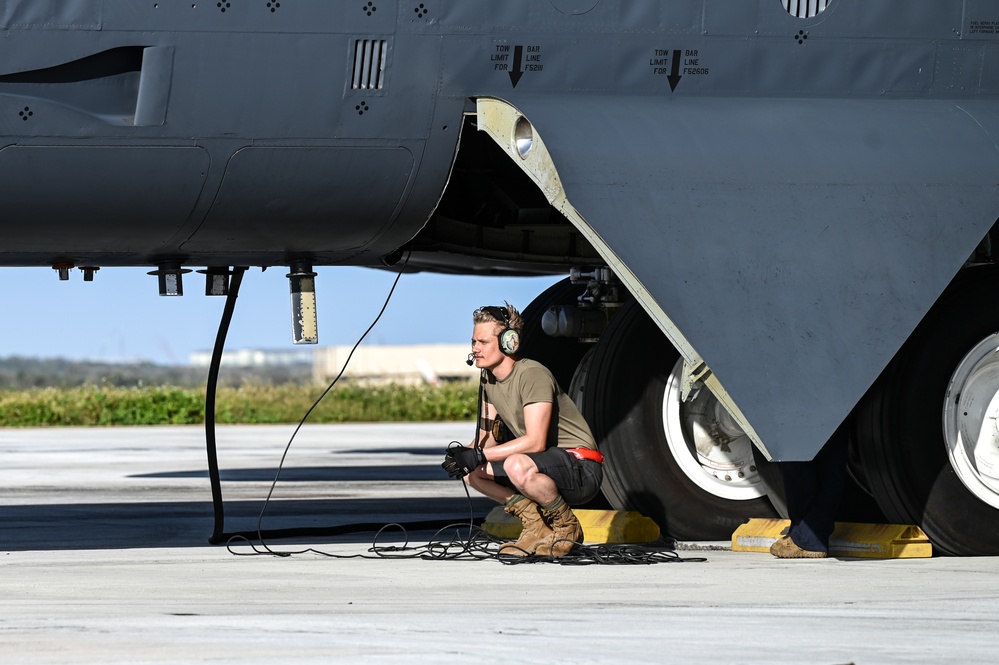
top-left (0, 266), bottom-right (560, 365)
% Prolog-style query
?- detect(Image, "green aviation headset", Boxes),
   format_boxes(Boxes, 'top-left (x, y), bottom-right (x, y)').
top-left (478, 306), bottom-right (521, 356)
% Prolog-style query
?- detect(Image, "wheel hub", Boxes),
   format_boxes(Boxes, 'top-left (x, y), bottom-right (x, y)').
top-left (943, 335), bottom-right (999, 509)
top-left (663, 359), bottom-right (765, 500)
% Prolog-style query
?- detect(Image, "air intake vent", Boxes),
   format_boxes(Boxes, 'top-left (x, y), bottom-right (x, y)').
top-left (782, 0), bottom-right (829, 19)
top-left (351, 39), bottom-right (387, 90)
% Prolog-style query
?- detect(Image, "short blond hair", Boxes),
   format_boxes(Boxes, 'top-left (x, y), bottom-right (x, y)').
top-left (473, 302), bottom-right (523, 335)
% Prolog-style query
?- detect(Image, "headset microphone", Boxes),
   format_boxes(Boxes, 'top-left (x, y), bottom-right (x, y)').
top-left (466, 353), bottom-right (475, 366)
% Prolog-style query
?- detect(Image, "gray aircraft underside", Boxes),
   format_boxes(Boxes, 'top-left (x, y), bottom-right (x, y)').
top-left (1, 1), bottom-right (998, 462)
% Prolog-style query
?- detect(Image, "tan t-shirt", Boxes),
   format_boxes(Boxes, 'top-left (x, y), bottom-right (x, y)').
top-left (482, 358), bottom-right (597, 450)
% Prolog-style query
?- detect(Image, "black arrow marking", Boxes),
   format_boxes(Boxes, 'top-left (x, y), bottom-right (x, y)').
top-left (509, 45), bottom-right (524, 88)
top-left (668, 49), bottom-right (682, 92)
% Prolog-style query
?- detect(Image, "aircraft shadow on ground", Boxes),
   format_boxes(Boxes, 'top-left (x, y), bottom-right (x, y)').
top-left (0, 496), bottom-right (493, 552)
top-left (2, 454), bottom-right (493, 553)
top-left (132, 464), bottom-right (449, 482)
top-left (339, 447), bottom-right (446, 456)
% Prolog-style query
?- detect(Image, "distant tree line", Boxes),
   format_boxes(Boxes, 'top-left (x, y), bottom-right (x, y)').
top-left (0, 356), bottom-right (313, 389)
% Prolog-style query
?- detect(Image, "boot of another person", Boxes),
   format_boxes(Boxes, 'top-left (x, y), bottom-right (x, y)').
top-left (499, 498), bottom-right (554, 556)
top-left (538, 500), bottom-right (583, 557)
top-left (769, 535), bottom-right (828, 559)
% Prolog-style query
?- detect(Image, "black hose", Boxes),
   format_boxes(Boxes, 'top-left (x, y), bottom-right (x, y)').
top-left (206, 267), bottom-right (246, 544)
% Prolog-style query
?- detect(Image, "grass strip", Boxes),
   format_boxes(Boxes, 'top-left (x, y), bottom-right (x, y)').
top-left (0, 382), bottom-right (479, 427)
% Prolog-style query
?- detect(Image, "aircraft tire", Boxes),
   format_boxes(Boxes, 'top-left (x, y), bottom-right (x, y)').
top-left (855, 266), bottom-right (999, 555)
top-left (579, 301), bottom-right (777, 541)
top-left (567, 346), bottom-right (596, 412)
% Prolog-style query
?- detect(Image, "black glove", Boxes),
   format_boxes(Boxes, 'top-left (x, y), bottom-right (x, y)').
top-left (442, 446), bottom-right (486, 479)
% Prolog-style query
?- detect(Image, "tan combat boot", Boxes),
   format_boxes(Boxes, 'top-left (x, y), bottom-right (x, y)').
top-left (499, 498), bottom-right (554, 556)
top-left (538, 499), bottom-right (583, 557)
top-left (769, 536), bottom-right (828, 559)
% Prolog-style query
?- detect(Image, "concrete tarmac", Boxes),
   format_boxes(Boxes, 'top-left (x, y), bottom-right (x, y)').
top-left (1, 423), bottom-right (998, 664)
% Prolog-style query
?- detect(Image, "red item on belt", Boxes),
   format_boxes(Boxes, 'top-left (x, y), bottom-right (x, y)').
top-left (565, 447), bottom-right (604, 464)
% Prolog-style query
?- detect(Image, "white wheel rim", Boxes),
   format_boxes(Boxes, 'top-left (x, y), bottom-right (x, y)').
top-left (662, 359), bottom-right (767, 501)
top-left (943, 335), bottom-right (999, 509)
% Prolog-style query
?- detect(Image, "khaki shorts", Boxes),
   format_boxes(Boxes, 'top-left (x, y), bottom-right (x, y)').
top-left (492, 447), bottom-right (603, 505)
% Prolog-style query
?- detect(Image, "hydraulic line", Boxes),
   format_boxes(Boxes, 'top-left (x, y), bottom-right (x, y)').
top-left (206, 267), bottom-right (246, 544)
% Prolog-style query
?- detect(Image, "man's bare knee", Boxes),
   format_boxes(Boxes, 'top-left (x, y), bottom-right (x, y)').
top-left (504, 454), bottom-right (537, 486)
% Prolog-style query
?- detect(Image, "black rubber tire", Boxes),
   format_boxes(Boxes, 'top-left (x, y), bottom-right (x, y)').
top-left (837, 439), bottom-right (889, 524)
top-left (580, 301), bottom-right (777, 541)
top-left (855, 267), bottom-right (999, 555)
top-left (517, 277), bottom-right (592, 392)
top-left (567, 346), bottom-right (596, 413)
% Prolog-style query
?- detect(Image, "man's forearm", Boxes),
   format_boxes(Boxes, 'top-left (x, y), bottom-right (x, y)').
top-left (482, 435), bottom-right (547, 461)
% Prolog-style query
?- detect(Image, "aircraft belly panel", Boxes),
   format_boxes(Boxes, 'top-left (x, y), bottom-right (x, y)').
top-left (0, 145), bottom-right (209, 252)
top-left (182, 146), bottom-right (415, 255)
top-left (510, 96), bottom-right (999, 460)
